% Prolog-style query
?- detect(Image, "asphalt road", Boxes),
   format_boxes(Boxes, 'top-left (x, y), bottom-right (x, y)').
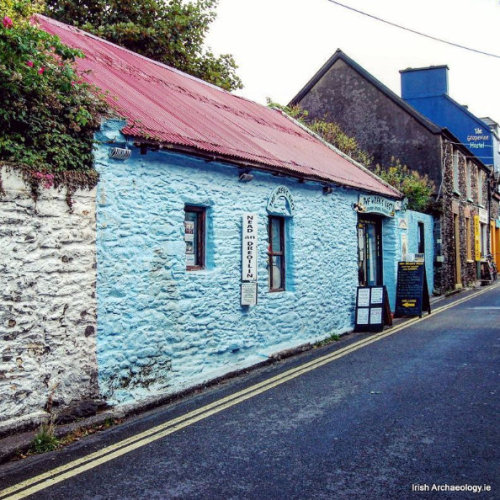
top-left (1, 285), bottom-right (499, 499)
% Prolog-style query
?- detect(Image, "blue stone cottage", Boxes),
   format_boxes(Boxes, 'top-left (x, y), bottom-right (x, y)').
top-left (40, 17), bottom-right (422, 408)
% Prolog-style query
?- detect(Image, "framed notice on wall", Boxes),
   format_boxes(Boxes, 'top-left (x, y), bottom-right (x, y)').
top-left (355, 286), bottom-right (392, 332)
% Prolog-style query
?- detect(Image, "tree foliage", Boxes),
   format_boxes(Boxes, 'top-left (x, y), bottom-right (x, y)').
top-left (268, 100), bottom-right (435, 212)
top-left (45, 0), bottom-right (243, 91)
top-left (0, 1), bottom-right (108, 175)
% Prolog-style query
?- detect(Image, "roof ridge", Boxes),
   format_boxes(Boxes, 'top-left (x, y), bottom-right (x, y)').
top-left (36, 14), bottom-right (257, 107)
top-left (290, 49), bottom-right (444, 135)
top-left (274, 108), bottom-right (401, 198)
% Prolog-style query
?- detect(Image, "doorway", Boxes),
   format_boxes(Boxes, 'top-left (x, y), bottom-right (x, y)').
top-left (358, 215), bottom-right (383, 286)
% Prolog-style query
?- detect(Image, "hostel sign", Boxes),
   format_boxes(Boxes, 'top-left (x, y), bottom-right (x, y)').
top-left (356, 194), bottom-right (397, 217)
top-left (467, 127), bottom-right (490, 151)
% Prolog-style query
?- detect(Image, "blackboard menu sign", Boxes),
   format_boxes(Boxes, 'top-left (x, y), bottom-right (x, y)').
top-left (395, 261), bottom-right (431, 318)
top-left (355, 286), bottom-right (392, 332)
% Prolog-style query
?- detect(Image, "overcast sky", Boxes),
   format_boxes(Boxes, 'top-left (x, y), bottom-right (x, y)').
top-left (206, 0), bottom-right (500, 125)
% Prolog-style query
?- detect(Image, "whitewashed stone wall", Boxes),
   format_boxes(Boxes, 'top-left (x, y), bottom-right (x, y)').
top-left (0, 166), bottom-right (98, 433)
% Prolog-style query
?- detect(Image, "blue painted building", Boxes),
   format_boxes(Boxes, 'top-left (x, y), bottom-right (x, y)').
top-left (401, 66), bottom-right (498, 170)
top-left (94, 121), bottom-right (413, 404)
top-left (43, 17), bottom-right (437, 407)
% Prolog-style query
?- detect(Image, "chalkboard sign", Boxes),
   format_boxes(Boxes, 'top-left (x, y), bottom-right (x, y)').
top-left (395, 261), bottom-right (431, 318)
top-left (355, 286), bottom-right (392, 332)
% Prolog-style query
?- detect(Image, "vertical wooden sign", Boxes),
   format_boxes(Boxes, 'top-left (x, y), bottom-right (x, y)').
top-left (242, 213), bottom-right (258, 306)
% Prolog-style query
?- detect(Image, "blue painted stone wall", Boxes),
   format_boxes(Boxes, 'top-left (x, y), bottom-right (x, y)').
top-left (382, 210), bottom-right (434, 310)
top-left (382, 217), bottom-right (399, 311)
top-left (401, 68), bottom-right (495, 166)
top-left (94, 122), bottom-right (370, 404)
top-left (404, 210), bottom-right (435, 294)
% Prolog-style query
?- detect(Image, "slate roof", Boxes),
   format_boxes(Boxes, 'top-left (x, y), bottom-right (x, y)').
top-left (290, 49), bottom-right (444, 135)
top-left (37, 16), bottom-right (400, 198)
top-left (289, 49), bottom-right (489, 169)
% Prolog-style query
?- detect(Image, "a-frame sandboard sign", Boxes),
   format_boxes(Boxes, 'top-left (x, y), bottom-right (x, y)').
top-left (355, 285), bottom-right (392, 332)
top-left (394, 261), bottom-right (431, 318)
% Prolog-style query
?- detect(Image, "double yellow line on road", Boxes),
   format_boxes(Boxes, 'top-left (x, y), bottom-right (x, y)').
top-left (1, 284), bottom-right (497, 499)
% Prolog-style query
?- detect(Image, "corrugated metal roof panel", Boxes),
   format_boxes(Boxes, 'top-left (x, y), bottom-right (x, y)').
top-left (38, 16), bottom-right (400, 198)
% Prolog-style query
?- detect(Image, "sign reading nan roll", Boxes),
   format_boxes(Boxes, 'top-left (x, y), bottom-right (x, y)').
top-left (355, 194), bottom-right (398, 217)
top-left (242, 213), bottom-right (258, 282)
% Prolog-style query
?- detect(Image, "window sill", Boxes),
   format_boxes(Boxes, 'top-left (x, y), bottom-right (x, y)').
top-left (467, 198), bottom-right (473, 203)
top-left (452, 190), bottom-right (461, 197)
top-left (466, 259), bottom-right (474, 263)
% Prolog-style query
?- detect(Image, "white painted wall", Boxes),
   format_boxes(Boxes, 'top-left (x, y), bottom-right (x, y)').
top-left (0, 166), bottom-right (98, 433)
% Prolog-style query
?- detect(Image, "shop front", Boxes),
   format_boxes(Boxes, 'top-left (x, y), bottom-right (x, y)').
top-left (355, 194), bottom-right (435, 312)
top-left (355, 194), bottom-right (399, 309)
top-left (357, 215), bottom-right (383, 287)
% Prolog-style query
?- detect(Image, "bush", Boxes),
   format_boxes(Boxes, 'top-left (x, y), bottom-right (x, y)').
top-left (0, 1), bottom-right (107, 174)
top-left (374, 159), bottom-right (435, 212)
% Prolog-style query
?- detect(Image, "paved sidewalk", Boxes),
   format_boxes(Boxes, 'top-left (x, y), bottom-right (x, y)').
top-left (0, 282), bottom-right (496, 465)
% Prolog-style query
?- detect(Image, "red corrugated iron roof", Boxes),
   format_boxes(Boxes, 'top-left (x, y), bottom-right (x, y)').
top-left (38, 15), bottom-right (400, 198)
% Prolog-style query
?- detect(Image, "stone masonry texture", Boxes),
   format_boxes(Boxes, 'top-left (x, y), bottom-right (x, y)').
top-left (294, 59), bottom-right (444, 187)
top-left (94, 125), bottom-right (368, 405)
top-left (0, 166), bottom-right (98, 433)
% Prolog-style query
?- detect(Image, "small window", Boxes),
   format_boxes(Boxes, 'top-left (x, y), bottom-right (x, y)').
top-left (466, 161), bottom-right (472, 200)
top-left (268, 216), bottom-right (285, 291)
top-left (452, 151), bottom-right (460, 193)
top-left (477, 171), bottom-right (484, 206)
top-left (417, 222), bottom-right (425, 254)
top-left (184, 205), bottom-right (205, 270)
top-left (480, 223), bottom-right (488, 257)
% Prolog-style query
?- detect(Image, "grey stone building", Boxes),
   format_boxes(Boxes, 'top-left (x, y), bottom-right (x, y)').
top-left (289, 49), bottom-right (492, 293)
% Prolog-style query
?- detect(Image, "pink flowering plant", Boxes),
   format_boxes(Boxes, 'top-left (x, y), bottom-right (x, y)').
top-left (0, 0), bottom-right (107, 175)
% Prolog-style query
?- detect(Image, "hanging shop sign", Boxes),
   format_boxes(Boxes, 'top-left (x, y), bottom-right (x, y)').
top-left (474, 215), bottom-right (481, 261)
top-left (267, 186), bottom-right (295, 217)
top-left (242, 213), bottom-right (258, 282)
top-left (355, 194), bottom-right (397, 217)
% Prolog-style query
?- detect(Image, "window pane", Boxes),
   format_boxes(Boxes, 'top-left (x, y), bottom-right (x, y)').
top-left (271, 218), bottom-right (282, 252)
top-left (268, 216), bottom-right (285, 291)
top-left (271, 255), bottom-right (283, 290)
top-left (453, 152), bottom-right (459, 192)
top-left (185, 209), bottom-right (202, 268)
